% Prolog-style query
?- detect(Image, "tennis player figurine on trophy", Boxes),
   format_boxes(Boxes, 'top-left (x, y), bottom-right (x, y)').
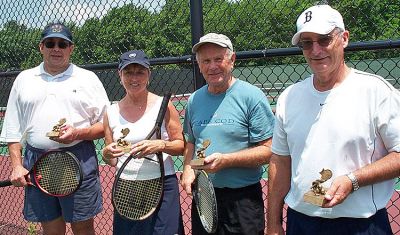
top-left (46, 118), bottom-right (67, 138)
top-left (116, 128), bottom-right (132, 153)
top-left (190, 139), bottom-right (211, 166)
top-left (303, 168), bottom-right (333, 206)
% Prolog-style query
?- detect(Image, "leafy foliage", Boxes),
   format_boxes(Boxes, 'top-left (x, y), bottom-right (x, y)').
top-left (0, 0), bottom-right (398, 71)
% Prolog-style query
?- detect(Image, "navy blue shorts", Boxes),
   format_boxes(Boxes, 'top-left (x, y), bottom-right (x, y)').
top-left (286, 207), bottom-right (393, 235)
top-left (23, 141), bottom-right (103, 223)
top-left (113, 174), bottom-right (184, 235)
top-left (192, 182), bottom-right (264, 235)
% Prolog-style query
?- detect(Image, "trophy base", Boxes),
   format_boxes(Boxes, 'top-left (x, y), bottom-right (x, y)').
top-left (190, 158), bottom-right (205, 166)
top-left (117, 144), bottom-right (132, 153)
top-left (303, 190), bottom-right (326, 207)
top-left (46, 131), bottom-right (60, 138)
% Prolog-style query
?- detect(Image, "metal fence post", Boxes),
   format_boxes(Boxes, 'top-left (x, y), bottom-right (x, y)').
top-left (190, 0), bottom-right (206, 90)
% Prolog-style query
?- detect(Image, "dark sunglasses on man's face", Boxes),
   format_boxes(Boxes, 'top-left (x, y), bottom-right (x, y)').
top-left (297, 33), bottom-right (340, 50)
top-left (44, 40), bottom-right (70, 49)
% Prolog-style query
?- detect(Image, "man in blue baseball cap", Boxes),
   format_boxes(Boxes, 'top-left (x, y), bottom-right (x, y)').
top-left (38, 23), bottom-right (75, 75)
top-left (1, 22), bottom-right (109, 235)
top-left (41, 22), bottom-right (73, 43)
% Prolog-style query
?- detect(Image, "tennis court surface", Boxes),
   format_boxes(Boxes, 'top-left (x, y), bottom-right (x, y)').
top-left (1, 155), bottom-right (400, 234)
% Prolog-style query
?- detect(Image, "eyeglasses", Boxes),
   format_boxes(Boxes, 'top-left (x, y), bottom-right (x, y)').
top-left (297, 33), bottom-right (341, 50)
top-left (44, 41), bottom-right (70, 49)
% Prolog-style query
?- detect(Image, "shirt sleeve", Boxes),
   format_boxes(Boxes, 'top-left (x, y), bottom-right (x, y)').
top-left (248, 96), bottom-right (275, 143)
top-left (87, 72), bottom-right (110, 124)
top-left (376, 89), bottom-right (400, 152)
top-left (1, 76), bottom-right (23, 142)
top-left (271, 92), bottom-right (290, 156)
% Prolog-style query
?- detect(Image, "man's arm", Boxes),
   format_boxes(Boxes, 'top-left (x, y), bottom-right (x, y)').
top-left (53, 122), bottom-right (104, 144)
top-left (180, 142), bottom-right (196, 195)
top-left (197, 137), bottom-right (272, 173)
top-left (8, 142), bottom-right (29, 186)
top-left (324, 151), bottom-right (400, 207)
top-left (355, 151), bottom-right (400, 185)
top-left (267, 153), bottom-right (291, 235)
top-left (101, 112), bottom-right (120, 167)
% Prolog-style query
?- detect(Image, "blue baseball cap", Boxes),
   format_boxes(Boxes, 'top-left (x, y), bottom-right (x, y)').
top-left (41, 23), bottom-right (73, 43)
top-left (118, 50), bottom-right (150, 70)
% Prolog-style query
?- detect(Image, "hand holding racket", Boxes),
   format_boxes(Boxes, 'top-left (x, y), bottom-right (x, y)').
top-left (191, 140), bottom-right (218, 233)
top-left (112, 93), bottom-right (171, 221)
top-left (193, 170), bottom-right (218, 233)
top-left (0, 150), bottom-right (83, 197)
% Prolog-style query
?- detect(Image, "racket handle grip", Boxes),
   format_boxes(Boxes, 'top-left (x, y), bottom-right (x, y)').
top-left (0, 180), bottom-right (13, 187)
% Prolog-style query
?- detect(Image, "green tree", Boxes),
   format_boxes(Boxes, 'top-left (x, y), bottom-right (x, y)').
top-left (151, 0), bottom-right (192, 57)
top-left (0, 0), bottom-right (399, 71)
top-left (74, 4), bottom-right (156, 64)
top-left (0, 20), bottom-right (40, 70)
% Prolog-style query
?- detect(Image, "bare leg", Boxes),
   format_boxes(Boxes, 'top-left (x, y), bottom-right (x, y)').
top-left (71, 218), bottom-right (95, 235)
top-left (41, 217), bottom-right (66, 235)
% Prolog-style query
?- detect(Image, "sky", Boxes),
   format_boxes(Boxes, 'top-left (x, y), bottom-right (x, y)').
top-left (0, 0), bottom-right (165, 29)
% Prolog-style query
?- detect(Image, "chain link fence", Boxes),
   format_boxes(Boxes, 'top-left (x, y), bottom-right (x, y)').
top-left (0, 0), bottom-right (400, 234)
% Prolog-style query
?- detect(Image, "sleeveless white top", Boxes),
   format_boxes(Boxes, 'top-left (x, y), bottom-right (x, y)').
top-left (107, 97), bottom-right (175, 180)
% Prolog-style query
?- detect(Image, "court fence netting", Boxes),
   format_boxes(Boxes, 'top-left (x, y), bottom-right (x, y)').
top-left (1, 0), bottom-right (400, 234)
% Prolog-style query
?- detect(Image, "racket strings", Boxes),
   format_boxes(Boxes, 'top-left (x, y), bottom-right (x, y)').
top-left (195, 172), bottom-right (217, 232)
top-left (35, 152), bottom-right (81, 195)
top-left (114, 177), bottom-right (162, 220)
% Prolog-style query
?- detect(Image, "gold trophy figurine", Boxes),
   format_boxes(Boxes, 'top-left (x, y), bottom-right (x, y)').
top-left (116, 128), bottom-right (132, 153)
top-left (190, 139), bottom-right (211, 166)
top-left (303, 168), bottom-right (333, 207)
top-left (46, 118), bottom-right (67, 138)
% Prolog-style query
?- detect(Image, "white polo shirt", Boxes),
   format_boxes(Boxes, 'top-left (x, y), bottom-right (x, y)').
top-left (1, 63), bottom-right (109, 149)
top-left (272, 69), bottom-right (400, 218)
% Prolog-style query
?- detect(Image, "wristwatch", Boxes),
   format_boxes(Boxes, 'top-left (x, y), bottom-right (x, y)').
top-left (346, 172), bottom-right (360, 192)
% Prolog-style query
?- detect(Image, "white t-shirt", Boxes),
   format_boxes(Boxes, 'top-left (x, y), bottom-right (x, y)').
top-left (107, 99), bottom-right (175, 180)
top-left (0, 63), bottom-right (109, 149)
top-left (272, 68), bottom-right (400, 218)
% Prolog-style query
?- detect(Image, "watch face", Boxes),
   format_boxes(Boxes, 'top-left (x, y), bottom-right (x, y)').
top-left (347, 173), bottom-right (359, 191)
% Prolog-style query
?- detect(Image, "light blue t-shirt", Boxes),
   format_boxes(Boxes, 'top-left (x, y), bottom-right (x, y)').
top-left (183, 79), bottom-right (274, 188)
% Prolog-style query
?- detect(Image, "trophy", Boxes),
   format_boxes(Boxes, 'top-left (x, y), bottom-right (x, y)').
top-left (46, 118), bottom-right (66, 138)
top-left (303, 168), bottom-right (333, 206)
top-left (116, 128), bottom-right (132, 153)
top-left (190, 139), bottom-right (211, 166)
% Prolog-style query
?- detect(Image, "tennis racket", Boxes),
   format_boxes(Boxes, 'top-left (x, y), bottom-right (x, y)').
top-left (193, 170), bottom-right (218, 233)
top-left (0, 150), bottom-right (83, 197)
top-left (112, 93), bottom-right (171, 220)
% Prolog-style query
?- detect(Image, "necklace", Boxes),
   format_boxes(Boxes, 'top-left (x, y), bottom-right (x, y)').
top-left (123, 93), bottom-right (148, 110)
top-left (132, 100), bottom-right (146, 110)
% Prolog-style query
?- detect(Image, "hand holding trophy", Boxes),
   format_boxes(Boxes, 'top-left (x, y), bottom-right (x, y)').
top-left (303, 168), bottom-right (333, 206)
top-left (190, 139), bottom-right (211, 166)
top-left (116, 128), bottom-right (132, 153)
top-left (46, 118), bottom-right (67, 138)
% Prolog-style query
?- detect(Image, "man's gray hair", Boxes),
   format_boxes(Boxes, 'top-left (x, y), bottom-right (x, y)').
top-left (195, 47), bottom-right (234, 62)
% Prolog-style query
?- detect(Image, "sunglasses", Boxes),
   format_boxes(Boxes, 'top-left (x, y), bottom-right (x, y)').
top-left (297, 33), bottom-right (341, 50)
top-left (44, 41), bottom-right (70, 49)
